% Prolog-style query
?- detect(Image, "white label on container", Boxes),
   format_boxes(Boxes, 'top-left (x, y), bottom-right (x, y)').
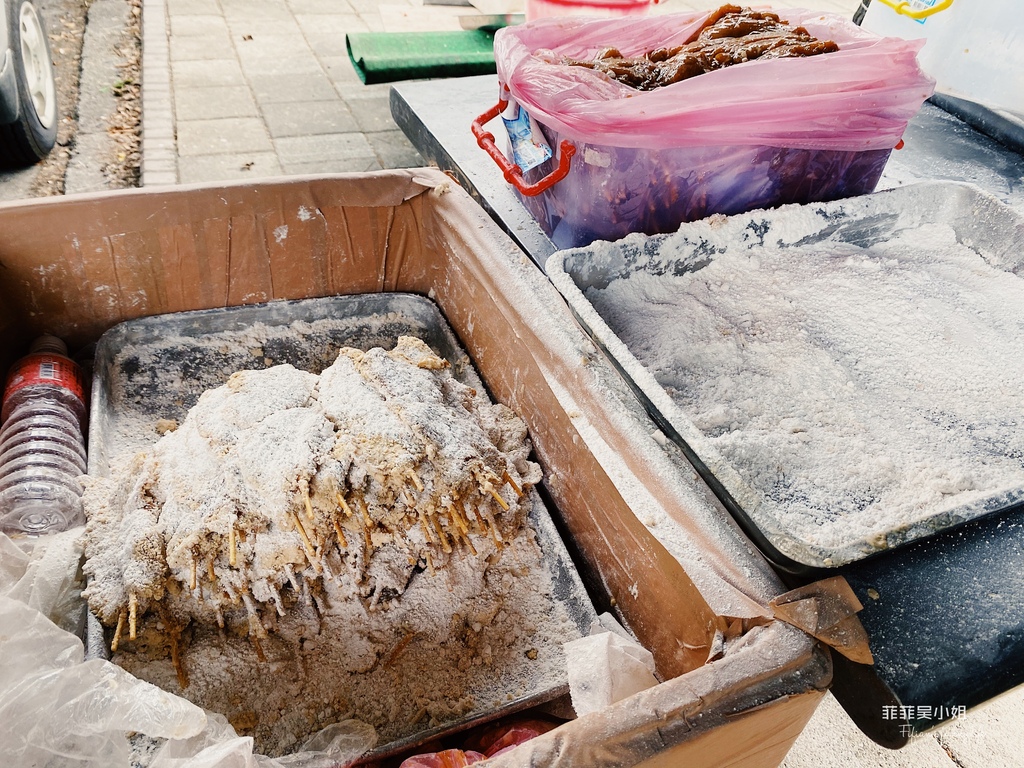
top-left (500, 96), bottom-right (552, 173)
top-left (908, 0), bottom-right (939, 25)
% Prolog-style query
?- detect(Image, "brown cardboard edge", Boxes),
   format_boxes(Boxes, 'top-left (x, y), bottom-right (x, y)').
top-left (0, 168), bottom-right (828, 766)
top-left (480, 622), bottom-right (830, 768)
top-left (770, 576), bottom-right (874, 665)
top-left (0, 170), bottom-right (439, 370)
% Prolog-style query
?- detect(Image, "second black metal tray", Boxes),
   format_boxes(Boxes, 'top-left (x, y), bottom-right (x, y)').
top-left (549, 181), bottom-right (1024, 573)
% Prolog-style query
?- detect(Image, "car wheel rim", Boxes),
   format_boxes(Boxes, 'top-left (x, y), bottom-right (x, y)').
top-left (18, 2), bottom-right (56, 129)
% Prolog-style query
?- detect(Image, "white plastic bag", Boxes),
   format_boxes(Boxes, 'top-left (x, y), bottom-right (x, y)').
top-left (149, 714), bottom-right (377, 768)
top-left (0, 526), bottom-right (87, 632)
top-left (0, 593), bottom-right (208, 767)
top-left (564, 614), bottom-right (659, 716)
top-left (0, 531), bottom-right (377, 768)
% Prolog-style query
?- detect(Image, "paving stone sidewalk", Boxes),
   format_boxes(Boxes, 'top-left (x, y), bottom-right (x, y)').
top-left (143, 0), bottom-right (442, 184)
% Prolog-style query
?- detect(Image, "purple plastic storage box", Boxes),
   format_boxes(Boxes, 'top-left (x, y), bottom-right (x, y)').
top-left (518, 133), bottom-right (891, 249)
top-left (488, 9), bottom-right (934, 249)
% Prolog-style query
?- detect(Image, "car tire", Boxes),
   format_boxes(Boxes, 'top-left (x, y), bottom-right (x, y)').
top-left (0, 0), bottom-right (57, 167)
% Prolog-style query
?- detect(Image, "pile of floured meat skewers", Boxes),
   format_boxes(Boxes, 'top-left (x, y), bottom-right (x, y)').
top-left (82, 336), bottom-right (541, 686)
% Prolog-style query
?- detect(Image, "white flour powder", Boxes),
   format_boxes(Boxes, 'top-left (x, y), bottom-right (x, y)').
top-left (113, 518), bottom-right (576, 757)
top-left (587, 222), bottom-right (1024, 556)
top-left (83, 334), bottom-right (583, 757)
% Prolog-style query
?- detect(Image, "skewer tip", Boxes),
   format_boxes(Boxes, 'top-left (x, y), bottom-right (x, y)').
top-left (128, 593), bottom-right (139, 641)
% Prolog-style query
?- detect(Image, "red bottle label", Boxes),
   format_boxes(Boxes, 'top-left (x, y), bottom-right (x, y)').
top-left (2, 354), bottom-right (86, 409)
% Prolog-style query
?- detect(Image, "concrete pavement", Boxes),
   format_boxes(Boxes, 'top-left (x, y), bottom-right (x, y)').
top-left (65, 0), bottom-right (134, 193)
top-left (142, 0), bottom-right (437, 185)
top-left (141, 0), bottom-right (1024, 765)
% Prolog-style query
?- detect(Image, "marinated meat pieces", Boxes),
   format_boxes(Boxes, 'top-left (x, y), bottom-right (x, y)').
top-left (563, 5), bottom-right (839, 90)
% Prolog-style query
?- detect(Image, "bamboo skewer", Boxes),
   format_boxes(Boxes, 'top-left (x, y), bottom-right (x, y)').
top-left (465, 500), bottom-right (486, 533)
top-left (111, 609), bottom-right (126, 653)
top-left (291, 509), bottom-right (321, 572)
top-left (474, 469), bottom-right (510, 511)
top-left (349, 496), bottom-right (372, 550)
top-left (337, 492), bottom-right (353, 517)
top-left (407, 468), bottom-right (424, 492)
top-left (333, 519), bottom-right (348, 549)
top-left (502, 470), bottom-right (523, 497)
top-left (442, 515), bottom-right (458, 552)
top-left (318, 544), bottom-right (336, 582)
top-left (386, 632), bottom-right (415, 666)
top-left (480, 506), bottom-right (504, 547)
top-left (302, 485), bottom-right (315, 521)
top-left (242, 593), bottom-right (268, 662)
top-left (129, 593), bottom-right (138, 640)
top-left (269, 583), bottom-right (285, 616)
top-left (229, 525), bottom-right (237, 567)
top-left (170, 627), bottom-right (188, 689)
top-left (304, 549), bottom-right (323, 575)
top-left (358, 496), bottom-right (373, 528)
top-left (448, 503), bottom-right (468, 534)
top-left (251, 634), bottom-right (267, 663)
top-left (243, 592), bottom-right (261, 624)
top-left (156, 604), bottom-right (189, 689)
top-left (320, 553), bottom-right (335, 582)
top-left (450, 516), bottom-right (477, 555)
top-left (487, 486), bottom-right (510, 511)
top-left (418, 509), bottom-right (436, 545)
top-left (312, 590), bottom-right (327, 617)
top-left (430, 513), bottom-right (452, 554)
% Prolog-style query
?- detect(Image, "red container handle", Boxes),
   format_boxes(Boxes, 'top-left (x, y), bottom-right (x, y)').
top-left (472, 101), bottom-right (575, 196)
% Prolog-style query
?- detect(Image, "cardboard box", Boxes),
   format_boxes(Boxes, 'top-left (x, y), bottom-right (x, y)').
top-left (0, 169), bottom-right (830, 767)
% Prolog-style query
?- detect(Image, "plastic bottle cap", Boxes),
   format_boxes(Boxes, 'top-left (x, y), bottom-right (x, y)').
top-left (29, 335), bottom-right (69, 357)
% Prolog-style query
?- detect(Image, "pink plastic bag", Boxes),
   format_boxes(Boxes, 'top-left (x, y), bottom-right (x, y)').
top-left (487, 9), bottom-right (935, 249)
top-left (494, 8), bottom-right (934, 151)
top-left (480, 719), bottom-right (558, 757)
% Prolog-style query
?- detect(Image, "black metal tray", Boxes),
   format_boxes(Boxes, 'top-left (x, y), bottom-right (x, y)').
top-left (86, 292), bottom-right (597, 762)
top-left (548, 181), bottom-right (1024, 574)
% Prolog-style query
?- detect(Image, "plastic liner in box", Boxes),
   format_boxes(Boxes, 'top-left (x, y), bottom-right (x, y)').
top-left (86, 293), bottom-right (598, 763)
top-left (548, 180), bottom-right (1024, 573)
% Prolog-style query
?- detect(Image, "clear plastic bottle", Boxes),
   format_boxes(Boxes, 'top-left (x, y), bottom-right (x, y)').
top-left (0, 335), bottom-right (88, 536)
